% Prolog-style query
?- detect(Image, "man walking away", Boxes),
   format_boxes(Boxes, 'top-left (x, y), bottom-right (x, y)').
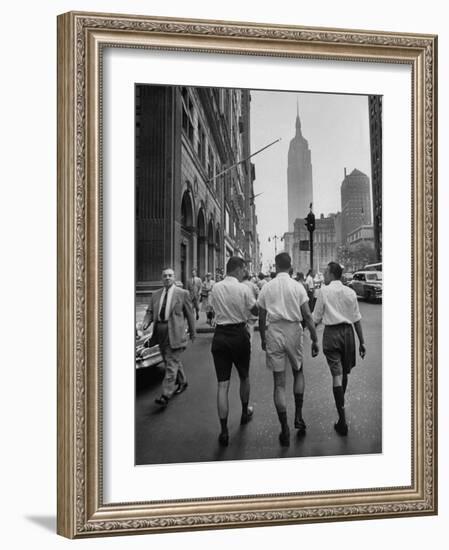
top-left (258, 253), bottom-right (319, 447)
top-left (210, 256), bottom-right (259, 446)
top-left (142, 267), bottom-right (196, 408)
top-left (313, 261), bottom-right (366, 435)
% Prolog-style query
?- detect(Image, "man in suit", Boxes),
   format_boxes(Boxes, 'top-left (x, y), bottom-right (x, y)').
top-left (186, 268), bottom-right (202, 321)
top-left (142, 267), bottom-right (196, 408)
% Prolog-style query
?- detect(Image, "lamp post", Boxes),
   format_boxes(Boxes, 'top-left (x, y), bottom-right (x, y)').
top-left (268, 234), bottom-right (283, 256)
top-left (305, 204), bottom-right (315, 272)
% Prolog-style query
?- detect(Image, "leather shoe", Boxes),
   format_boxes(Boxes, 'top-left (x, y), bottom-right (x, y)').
top-left (174, 382), bottom-right (188, 395)
top-left (218, 432), bottom-right (229, 447)
top-left (279, 427), bottom-right (290, 447)
top-left (295, 417), bottom-right (307, 436)
top-left (334, 420), bottom-right (348, 436)
top-left (154, 395), bottom-right (169, 407)
top-left (240, 405), bottom-right (254, 425)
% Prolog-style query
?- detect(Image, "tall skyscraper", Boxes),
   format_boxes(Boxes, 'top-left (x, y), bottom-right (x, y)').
top-left (340, 168), bottom-right (372, 244)
top-left (287, 102), bottom-right (313, 231)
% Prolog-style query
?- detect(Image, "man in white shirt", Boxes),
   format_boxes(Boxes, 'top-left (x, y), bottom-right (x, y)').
top-left (313, 261), bottom-right (367, 435)
top-left (258, 253), bottom-right (319, 447)
top-left (142, 267), bottom-right (196, 407)
top-left (210, 256), bottom-right (259, 446)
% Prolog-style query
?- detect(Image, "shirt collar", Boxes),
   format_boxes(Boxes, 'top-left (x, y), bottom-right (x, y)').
top-left (224, 275), bottom-right (240, 283)
top-left (276, 272), bottom-right (290, 278)
top-left (329, 280), bottom-right (343, 287)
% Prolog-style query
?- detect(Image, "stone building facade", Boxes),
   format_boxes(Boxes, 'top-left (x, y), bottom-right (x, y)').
top-left (136, 85), bottom-right (258, 297)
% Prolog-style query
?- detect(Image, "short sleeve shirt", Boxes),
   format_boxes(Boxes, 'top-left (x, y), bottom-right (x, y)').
top-left (258, 272), bottom-right (309, 323)
top-left (312, 280), bottom-right (362, 325)
top-left (210, 276), bottom-right (256, 325)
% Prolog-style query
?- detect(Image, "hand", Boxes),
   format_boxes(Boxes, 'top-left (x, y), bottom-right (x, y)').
top-left (190, 333), bottom-right (196, 343)
top-left (311, 341), bottom-right (319, 357)
top-left (359, 343), bottom-right (366, 359)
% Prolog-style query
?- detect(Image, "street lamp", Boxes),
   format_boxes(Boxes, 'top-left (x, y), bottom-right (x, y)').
top-left (304, 203), bottom-right (315, 271)
top-left (268, 234), bottom-right (284, 256)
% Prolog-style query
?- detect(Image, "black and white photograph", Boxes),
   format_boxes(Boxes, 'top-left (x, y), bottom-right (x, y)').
top-left (134, 84), bottom-right (382, 466)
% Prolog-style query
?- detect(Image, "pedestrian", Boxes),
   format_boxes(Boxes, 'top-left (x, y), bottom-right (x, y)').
top-left (312, 261), bottom-right (366, 435)
top-left (258, 253), bottom-right (319, 447)
top-left (257, 272), bottom-right (267, 291)
top-left (187, 268), bottom-right (202, 320)
top-left (305, 269), bottom-right (315, 310)
top-left (201, 272), bottom-right (215, 325)
top-left (210, 256), bottom-right (259, 446)
top-left (142, 267), bottom-right (196, 408)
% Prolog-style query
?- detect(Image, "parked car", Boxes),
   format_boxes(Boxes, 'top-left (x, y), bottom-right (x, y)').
top-left (136, 323), bottom-right (163, 369)
top-left (349, 270), bottom-right (382, 302)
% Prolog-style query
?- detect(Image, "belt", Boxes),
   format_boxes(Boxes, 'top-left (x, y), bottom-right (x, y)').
top-left (326, 322), bottom-right (351, 328)
top-left (157, 320), bottom-right (168, 324)
top-left (216, 322), bottom-right (246, 328)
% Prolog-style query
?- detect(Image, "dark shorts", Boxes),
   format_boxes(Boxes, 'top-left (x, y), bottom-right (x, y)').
top-left (211, 323), bottom-right (251, 382)
top-left (323, 323), bottom-right (356, 376)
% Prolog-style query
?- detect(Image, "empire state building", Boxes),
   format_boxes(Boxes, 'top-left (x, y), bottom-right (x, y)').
top-left (287, 104), bottom-right (313, 231)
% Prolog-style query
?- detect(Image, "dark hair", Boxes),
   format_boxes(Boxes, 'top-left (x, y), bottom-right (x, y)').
top-left (270, 271), bottom-right (277, 279)
top-left (327, 261), bottom-right (343, 280)
top-left (296, 271), bottom-right (304, 281)
top-left (275, 252), bottom-right (291, 271)
top-left (258, 272), bottom-right (266, 280)
top-left (226, 256), bottom-right (246, 274)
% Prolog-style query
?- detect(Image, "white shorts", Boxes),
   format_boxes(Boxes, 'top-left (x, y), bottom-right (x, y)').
top-left (265, 320), bottom-right (304, 373)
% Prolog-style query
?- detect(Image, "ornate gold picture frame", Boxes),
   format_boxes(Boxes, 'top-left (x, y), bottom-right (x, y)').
top-left (57, 11), bottom-right (437, 538)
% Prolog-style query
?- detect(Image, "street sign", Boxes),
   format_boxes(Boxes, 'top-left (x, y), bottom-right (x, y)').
top-left (299, 239), bottom-right (310, 251)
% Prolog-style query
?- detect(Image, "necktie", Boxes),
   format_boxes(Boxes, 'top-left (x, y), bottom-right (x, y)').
top-left (160, 289), bottom-right (168, 321)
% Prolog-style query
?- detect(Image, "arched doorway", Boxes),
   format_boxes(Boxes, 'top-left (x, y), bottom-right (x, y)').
top-left (181, 190), bottom-right (194, 287)
top-left (215, 225), bottom-right (222, 277)
top-left (207, 219), bottom-right (215, 275)
top-left (196, 208), bottom-right (206, 278)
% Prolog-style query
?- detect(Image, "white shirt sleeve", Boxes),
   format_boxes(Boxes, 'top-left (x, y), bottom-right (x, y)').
top-left (257, 285), bottom-right (266, 309)
top-left (244, 284), bottom-right (256, 311)
top-left (298, 284), bottom-right (309, 307)
top-left (351, 292), bottom-right (362, 323)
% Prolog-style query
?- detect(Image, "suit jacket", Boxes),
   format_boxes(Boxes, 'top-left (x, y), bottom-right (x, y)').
top-left (143, 285), bottom-right (196, 349)
top-left (186, 276), bottom-right (202, 298)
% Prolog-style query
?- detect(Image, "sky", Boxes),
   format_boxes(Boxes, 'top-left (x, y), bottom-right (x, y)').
top-left (249, 90), bottom-right (371, 270)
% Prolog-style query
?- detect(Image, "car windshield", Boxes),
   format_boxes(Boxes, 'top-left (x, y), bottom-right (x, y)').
top-left (366, 272), bottom-right (382, 281)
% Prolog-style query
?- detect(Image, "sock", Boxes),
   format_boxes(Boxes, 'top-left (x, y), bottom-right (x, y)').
top-left (343, 374), bottom-right (348, 394)
top-left (220, 417), bottom-right (228, 434)
top-left (241, 401), bottom-right (249, 417)
top-left (294, 393), bottom-right (304, 419)
top-left (332, 386), bottom-right (346, 423)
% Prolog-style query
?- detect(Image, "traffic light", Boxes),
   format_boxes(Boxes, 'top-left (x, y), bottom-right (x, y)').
top-left (305, 211), bottom-right (315, 232)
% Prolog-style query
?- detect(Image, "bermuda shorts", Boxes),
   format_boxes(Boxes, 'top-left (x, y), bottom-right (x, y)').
top-left (211, 323), bottom-right (251, 382)
top-left (265, 320), bottom-right (303, 373)
top-left (322, 323), bottom-right (356, 376)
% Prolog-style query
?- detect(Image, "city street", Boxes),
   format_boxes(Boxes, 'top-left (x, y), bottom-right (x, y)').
top-left (135, 301), bottom-right (382, 465)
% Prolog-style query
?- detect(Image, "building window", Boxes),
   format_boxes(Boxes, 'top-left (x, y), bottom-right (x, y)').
top-left (208, 146), bottom-right (214, 181)
top-left (197, 122), bottom-right (206, 166)
top-left (181, 87), bottom-right (194, 144)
